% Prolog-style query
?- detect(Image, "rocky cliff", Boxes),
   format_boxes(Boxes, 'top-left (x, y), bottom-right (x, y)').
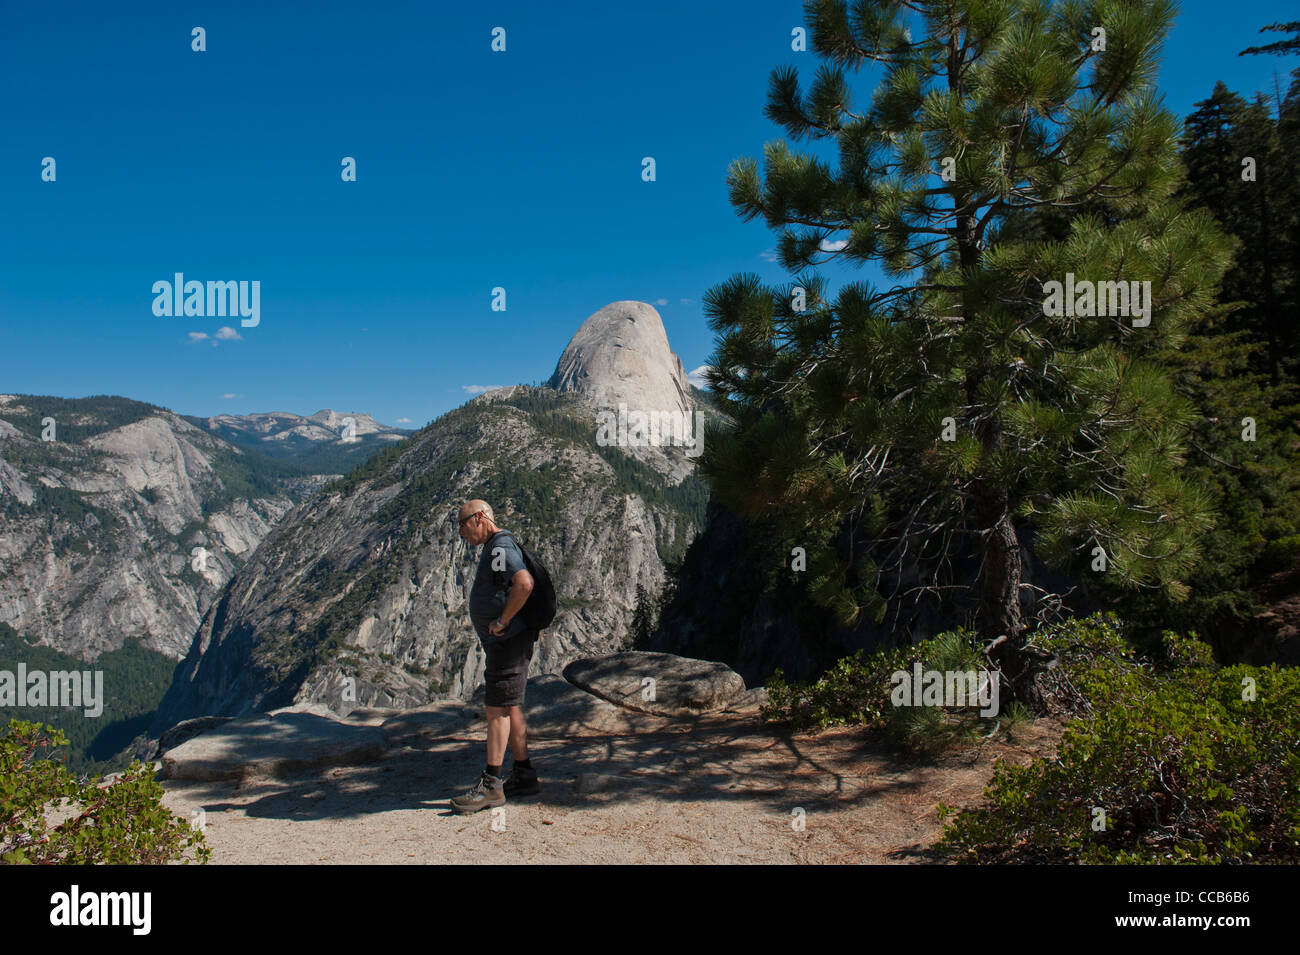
top-left (0, 395), bottom-right (305, 661)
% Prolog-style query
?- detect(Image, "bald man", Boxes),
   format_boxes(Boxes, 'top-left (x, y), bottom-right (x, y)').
top-left (450, 499), bottom-right (541, 813)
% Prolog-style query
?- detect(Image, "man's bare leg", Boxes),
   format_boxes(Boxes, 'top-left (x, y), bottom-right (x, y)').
top-left (485, 704), bottom-right (511, 768)
top-left (507, 705), bottom-right (528, 761)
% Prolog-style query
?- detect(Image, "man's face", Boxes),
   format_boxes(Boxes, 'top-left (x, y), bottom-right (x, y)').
top-left (458, 509), bottom-right (488, 546)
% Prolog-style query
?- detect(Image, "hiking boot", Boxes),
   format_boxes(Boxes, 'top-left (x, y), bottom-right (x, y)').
top-left (450, 771), bottom-right (506, 814)
top-left (503, 764), bottom-right (540, 797)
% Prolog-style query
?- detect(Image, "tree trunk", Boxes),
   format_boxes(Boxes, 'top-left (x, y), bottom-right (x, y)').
top-left (976, 503), bottom-right (1054, 712)
top-left (978, 506), bottom-right (1023, 643)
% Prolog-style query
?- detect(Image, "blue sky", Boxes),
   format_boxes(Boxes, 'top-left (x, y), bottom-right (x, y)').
top-left (1, 0), bottom-right (1291, 428)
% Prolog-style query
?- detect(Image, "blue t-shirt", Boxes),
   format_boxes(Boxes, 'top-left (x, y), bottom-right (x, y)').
top-left (469, 530), bottom-right (530, 645)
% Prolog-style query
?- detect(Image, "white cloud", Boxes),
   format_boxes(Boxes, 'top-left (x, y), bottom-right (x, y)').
top-left (679, 298), bottom-right (694, 306)
top-left (188, 332), bottom-right (209, 342)
top-left (395, 417), bottom-right (412, 424)
top-left (760, 249), bottom-right (780, 263)
top-left (221, 393), bottom-right (243, 399)
top-left (655, 297), bottom-right (669, 305)
top-left (687, 365), bottom-right (712, 389)
top-left (820, 238), bottom-right (848, 252)
top-left (462, 384), bottom-right (506, 395)
top-left (214, 326), bottom-right (242, 341)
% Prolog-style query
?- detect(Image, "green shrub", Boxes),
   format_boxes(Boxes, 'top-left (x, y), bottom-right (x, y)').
top-left (763, 645), bottom-right (906, 730)
top-left (937, 616), bottom-right (1300, 863)
top-left (1, 720), bottom-right (210, 865)
top-left (762, 628), bottom-right (1005, 755)
top-left (1260, 534), bottom-right (1300, 574)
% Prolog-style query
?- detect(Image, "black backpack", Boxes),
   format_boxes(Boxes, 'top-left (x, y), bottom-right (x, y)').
top-left (490, 530), bottom-right (557, 631)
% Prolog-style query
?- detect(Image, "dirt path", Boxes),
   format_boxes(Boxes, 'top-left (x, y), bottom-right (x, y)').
top-left (159, 714), bottom-right (1061, 864)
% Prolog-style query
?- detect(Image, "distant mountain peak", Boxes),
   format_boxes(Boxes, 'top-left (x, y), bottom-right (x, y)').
top-left (205, 409), bottom-right (405, 442)
top-left (547, 301), bottom-right (691, 417)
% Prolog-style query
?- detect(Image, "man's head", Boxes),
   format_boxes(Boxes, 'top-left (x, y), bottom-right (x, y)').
top-left (457, 499), bottom-right (498, 546)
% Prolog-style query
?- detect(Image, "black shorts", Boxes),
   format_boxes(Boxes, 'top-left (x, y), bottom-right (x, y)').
top-left (484, 629), bottom-right (537, 707)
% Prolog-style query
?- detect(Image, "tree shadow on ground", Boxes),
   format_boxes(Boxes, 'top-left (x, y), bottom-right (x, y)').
top-left (164, 710), bottom-right (1047, 828)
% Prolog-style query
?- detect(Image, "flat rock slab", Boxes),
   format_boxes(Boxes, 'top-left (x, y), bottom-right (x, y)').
top-left (563, 651), bottom-right (747, 718)
top-left (338, 706), bottom-right (404, 726)
top-left (160, 711), bottom-right (387, 781)
top-left (381, 675), bottom-right (669, 742)
top-left (380, 701), bottom-right (481, 743)
top-left (724, 687), bottom-right (770, 714)
top-left (468, 674), bottom-right (669, 737)
top-left (154, 716), bottom-right (234, 759)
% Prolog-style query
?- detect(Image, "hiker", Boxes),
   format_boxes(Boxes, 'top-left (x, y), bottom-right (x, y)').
top-left (450, 499), bottom-right (542, 813)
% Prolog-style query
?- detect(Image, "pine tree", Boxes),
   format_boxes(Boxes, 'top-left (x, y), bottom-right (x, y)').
top-left (629, 582), bottom-right (652, 649)
top-left (699, 0), bottom-right (1235, 704)
top-left (1180, 83), bottom-right (1295, 385)
top-left (1179, 83), bottom-right (1251, 230)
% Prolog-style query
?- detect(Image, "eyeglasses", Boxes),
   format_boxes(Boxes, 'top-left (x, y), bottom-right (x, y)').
top-left (457, 510), bottom-right (486, 528)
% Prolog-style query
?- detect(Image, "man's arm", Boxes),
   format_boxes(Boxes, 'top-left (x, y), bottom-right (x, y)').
top-left (495, 568), bottom-right (534, 629)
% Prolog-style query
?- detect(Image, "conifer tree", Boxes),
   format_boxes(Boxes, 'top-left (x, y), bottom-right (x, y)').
top-left (1180, 83), bottom-right (1294, 385)
top-left (699, 0), bottom-right (1235, 702)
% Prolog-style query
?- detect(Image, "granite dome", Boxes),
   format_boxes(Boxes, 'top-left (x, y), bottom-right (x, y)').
top-left (547, 301), bottom-right (692, 418)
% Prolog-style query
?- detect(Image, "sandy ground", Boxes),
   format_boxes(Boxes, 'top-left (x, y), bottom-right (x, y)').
top-left (159, 712), bottom-right (1061, 864)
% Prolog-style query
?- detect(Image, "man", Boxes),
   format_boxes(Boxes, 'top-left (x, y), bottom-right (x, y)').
top-left (450, 499), bottom-right (542, 813)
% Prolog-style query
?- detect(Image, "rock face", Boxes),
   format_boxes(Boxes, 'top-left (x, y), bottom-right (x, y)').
top-left (0, 395), bottom-right (304, 660)
top-left (151, 303), bottom-right (712, 740)
top-left (548, 302), bottom-right (703, 485)
top-left (549, 301), bottom-right (692, 421)
top-left (562, 651), bottom-right (747, 717)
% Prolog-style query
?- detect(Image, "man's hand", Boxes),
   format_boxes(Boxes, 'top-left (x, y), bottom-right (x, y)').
top-left (490, 569), bottom-right (534, 638)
